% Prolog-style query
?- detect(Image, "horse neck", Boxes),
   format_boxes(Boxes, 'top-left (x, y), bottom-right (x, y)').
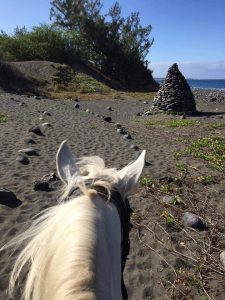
top-left (42, 194), bottom-right (122, 300)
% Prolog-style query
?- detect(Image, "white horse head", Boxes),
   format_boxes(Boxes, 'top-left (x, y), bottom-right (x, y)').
top-left (2, 141), bottom-right (146, 300)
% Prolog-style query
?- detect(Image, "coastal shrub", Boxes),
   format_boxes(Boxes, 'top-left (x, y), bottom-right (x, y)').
top-left (0, 25), bottom-right (90, 64)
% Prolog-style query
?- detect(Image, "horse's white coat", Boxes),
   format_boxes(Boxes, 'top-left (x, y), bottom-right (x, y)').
top-left (1, 141), bottom-right (146, 300)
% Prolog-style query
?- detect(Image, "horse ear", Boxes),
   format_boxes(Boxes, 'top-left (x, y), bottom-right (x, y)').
top-left (118, 150), bottom-right (146, 197)
top-left (56, 140), bottom-right (79, 184)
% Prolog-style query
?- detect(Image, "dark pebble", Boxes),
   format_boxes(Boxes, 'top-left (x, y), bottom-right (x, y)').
top-left (74, 103), bottom-right (80, 109)
top-left (24, 138), bottom-right (36, 144)
top-left (130, 145), bottom-right (140, 151)
top-left (28, 126), bottom-right (45, 136)
top-left (0, 188), bottom-right (22, 208)
top-left (183, 212), bottom-right (207, 231)
top-left (103, 116), bottom-right (112, 123)
top-left (43, 111), bottom-right (51, 116)
top-left (123, 134), bottom-right (132, 139)
top-left (33, 180), bottom-right (51, 192)
top-left (16, 155), bottom-right (30, 165)
top-left (18, 148), bottom-right (39, 156)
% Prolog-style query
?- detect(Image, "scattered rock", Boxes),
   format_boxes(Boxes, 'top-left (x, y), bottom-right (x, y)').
top-left (95, 113), bottom-right (100, 117)
top-left (86, 109), bottom-right (90, 113)
top-left (117, 128), bottom-right (126, 135)
top-left (220, 251), bottom-right (225, 268)
top-left (136, 112), bottom-right (142, 116)
top-left (0, 188), bottom-right (22, 208)
top-left (18, 148), bottom-right (39, 156)
top-left (34, 95), bottom-right (41, 100)
top-left (43, 111), bottom-right (51, 116)
top-left (28, 126), bottom-right (45, 136)
top-left (130, 145), bottom-right (140, 151)
top-left (143, 101), bottom-right (148, 104)
top-left (143, 111), bottom-right (151, 116)
top-left (33, 180), bottom-right (51, 192)
top-left (209, 97), bottom-right (217, 102)
top-left (19, 102), bottom-right (26, 106)
top-left (74, 103), bottom-right (80, 109)
top-left (107, 106), bottom-right (112, 111)
top-left (16, 155), bottom-right (30, 165)
top-left (123, 134), bottom-right (132, 139)
top-left (162, 196), bottom-right (175, 204)
top-left (115, 123), bottom-right (122, 128)
top-left (41, 172), bottom-right (59, 182)
top-left (103, 116), bottom-right (112, 123)
top-left (145, 161), bottom-right (152, 167)
top-left (39, 117), bottom-right (44, 120)
top-left (183, 212), bottom-right (207, 231)
top-left (180, 114), bottom-right (186, 119)
top-left (24, 138), bottom-right (36, 144)
top-left (42, 122), bottom-right (52, 127)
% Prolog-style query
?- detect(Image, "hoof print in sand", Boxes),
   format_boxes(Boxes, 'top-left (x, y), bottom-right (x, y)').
top-left (33, 180), bottom-right (51, 192)
top-left (183, 212), bottom-right (207, 231)
top-left (29, 126), bottom-right (45, 136)
top-left (16, 155), bottom-right (30, 165)
top-left (18, 148), bottom-right (39, 156)
top-left (0, 188), bottom-right (22, 208)
top-left (103, 116), bottom-right (112, 123)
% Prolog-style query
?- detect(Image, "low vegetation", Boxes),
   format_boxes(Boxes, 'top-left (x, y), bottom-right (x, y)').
top-left (187, 137), bottom-right (225, 172)
top-left (145, 118), bottom-right (200, 128)
top-left (0, 113), bottom-right (7, 123)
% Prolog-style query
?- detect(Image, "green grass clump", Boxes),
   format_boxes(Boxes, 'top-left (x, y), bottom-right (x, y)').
top-left (0, 114), bottom-right (7, 123)
top-left (176, 162), bottom-right (188, 173)
top-left (211, 121), bottom-right (225, 129)
top-left (161, 210), bottom-right (175, 225)
top-left (187, 137), bottom-right (225, 172)
top-left (145, 119), bottom-right (200, 128)
top-left (139, 176), bottom-right (155, 187)
top-left (165, 119), bottom-right (200, 127)
top-left (195, 175), bottom-right (215, 185)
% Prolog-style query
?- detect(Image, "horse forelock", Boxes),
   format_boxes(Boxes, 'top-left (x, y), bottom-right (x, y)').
top-left (60, 155), bottom-right (120, 201)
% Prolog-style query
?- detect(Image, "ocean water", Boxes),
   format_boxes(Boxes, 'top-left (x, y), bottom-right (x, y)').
top-left (155, 78), bottom-right (225, 90)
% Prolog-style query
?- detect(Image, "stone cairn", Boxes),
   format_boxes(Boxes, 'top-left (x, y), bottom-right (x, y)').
top-left (152, 63), bottom-right (196, 113)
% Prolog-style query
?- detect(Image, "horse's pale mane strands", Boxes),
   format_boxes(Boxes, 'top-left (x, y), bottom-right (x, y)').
top-left (1, 141), bottom-right (146, 300)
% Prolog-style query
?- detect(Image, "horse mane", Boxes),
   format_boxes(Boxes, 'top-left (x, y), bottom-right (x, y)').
top-left (2, 155), bottom-right (122, 300)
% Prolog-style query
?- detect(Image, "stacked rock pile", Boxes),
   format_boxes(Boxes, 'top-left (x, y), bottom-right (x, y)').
top-left (152, 63), bottom-right (196, 113)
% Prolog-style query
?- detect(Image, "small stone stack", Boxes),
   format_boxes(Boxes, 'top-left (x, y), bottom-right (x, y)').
top-left (152, 63), bottom-right (196, 113)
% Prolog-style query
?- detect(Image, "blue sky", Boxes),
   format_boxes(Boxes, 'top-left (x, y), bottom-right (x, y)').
top-left (0, 0), bottom-right (225, 79)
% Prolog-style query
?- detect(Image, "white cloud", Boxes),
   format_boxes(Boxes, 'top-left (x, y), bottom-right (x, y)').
top-left (150, 61), bottom-right (225, 79)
